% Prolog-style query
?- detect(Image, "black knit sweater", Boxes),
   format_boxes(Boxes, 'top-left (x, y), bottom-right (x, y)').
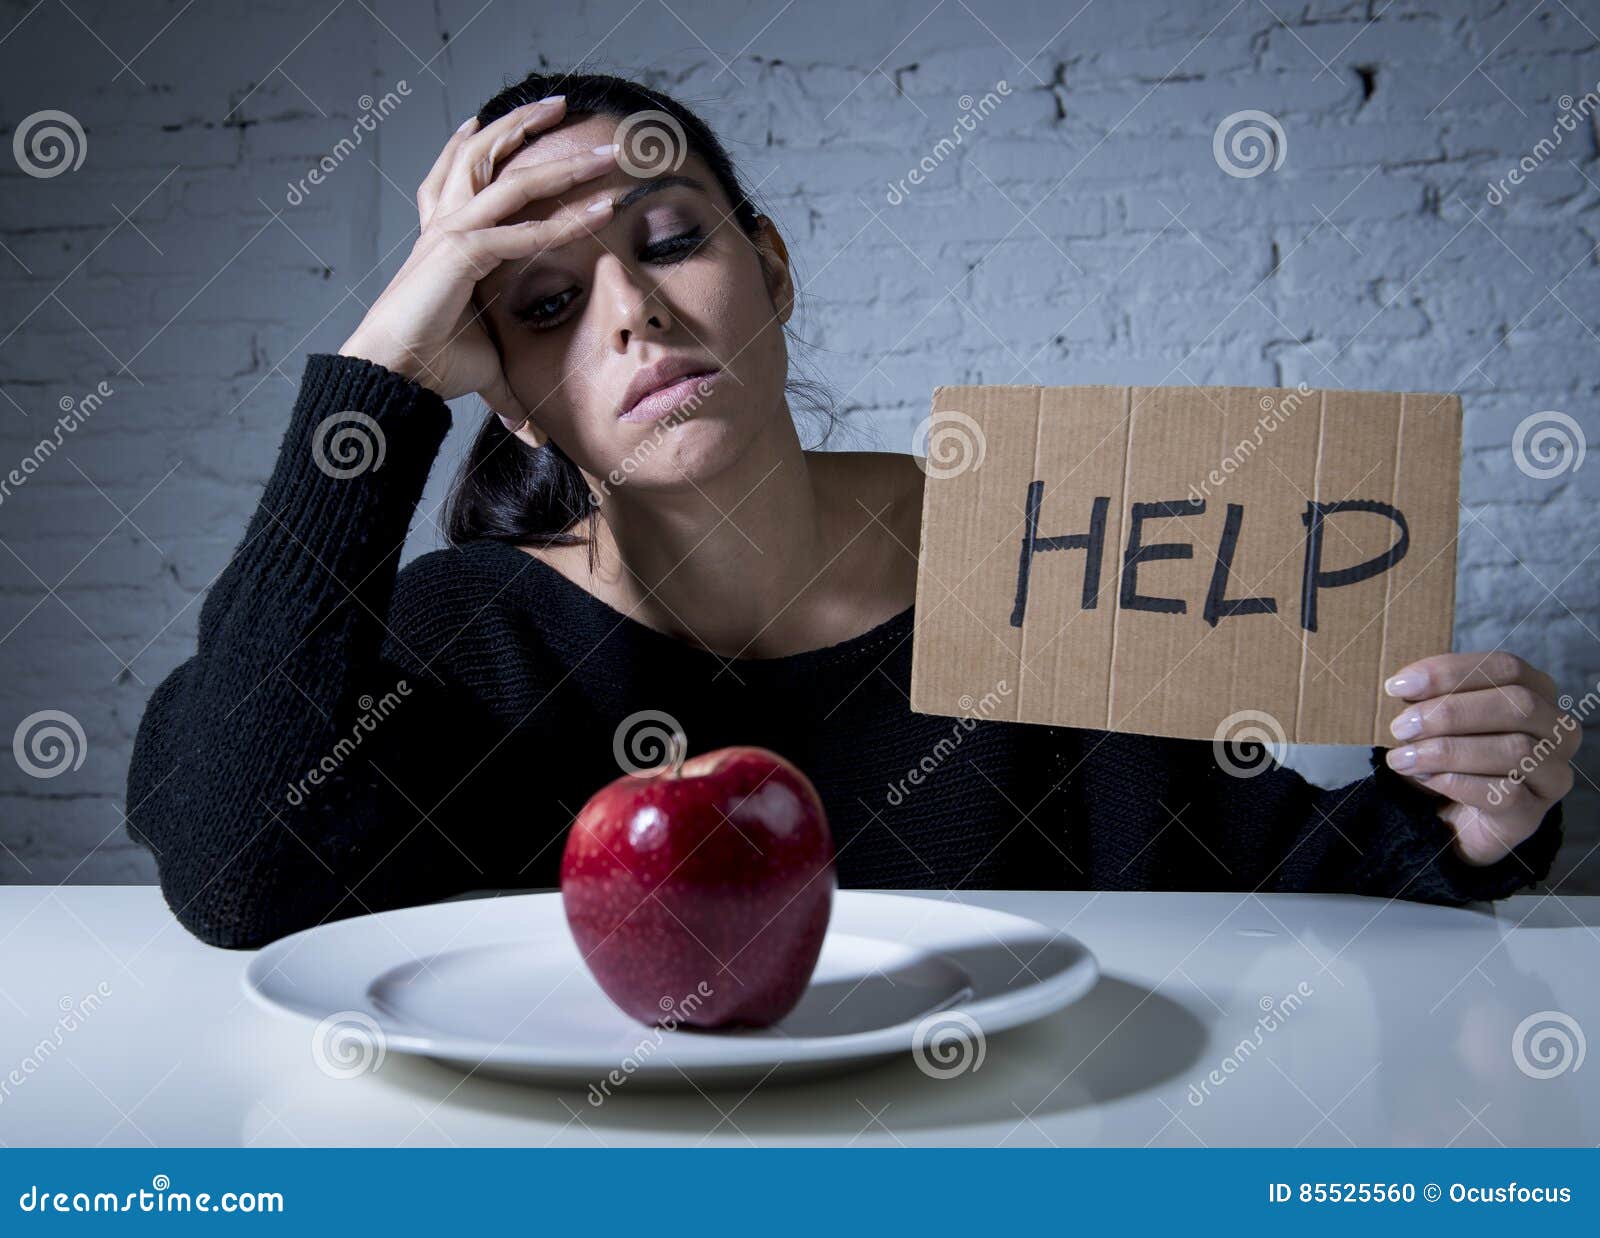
top-left (124, 353), bottom-right (1564, 949)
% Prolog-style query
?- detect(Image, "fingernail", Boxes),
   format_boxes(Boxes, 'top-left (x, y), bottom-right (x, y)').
top-left (457, 116), bottom-right (477, 132)
top-left (1385, 670), bottom-right (1426, 697)
top-left (539, 94), bottom-right (566, 106)
top-left (1390, 708), bottom-right (1422, 740)
top-left (1388, 746), bottom-right (1418, 771)
top-left (592, 142), bottom-right (618, 156)
top-left (585, 196), bottom-right (612, 213)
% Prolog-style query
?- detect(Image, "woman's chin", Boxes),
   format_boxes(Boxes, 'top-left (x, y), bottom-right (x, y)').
top-left (594, 418), bottom-right (755, 495)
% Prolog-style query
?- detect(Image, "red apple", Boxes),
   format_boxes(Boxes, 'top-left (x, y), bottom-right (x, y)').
top-left (560, 743), bottom-right (835, 1030)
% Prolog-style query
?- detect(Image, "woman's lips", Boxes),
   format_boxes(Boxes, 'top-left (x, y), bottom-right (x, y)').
top-left (618, 369), bottom-right (723, 424)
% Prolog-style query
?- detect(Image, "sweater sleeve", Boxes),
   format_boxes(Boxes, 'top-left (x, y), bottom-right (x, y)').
top-left (1185, 738), bottom-right (1564, 903)
top-left (124, 353), bottom-right (501, 950)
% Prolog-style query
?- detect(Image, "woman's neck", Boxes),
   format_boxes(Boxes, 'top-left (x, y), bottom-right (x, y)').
top-left (584, 410), bottom-right (850, 658)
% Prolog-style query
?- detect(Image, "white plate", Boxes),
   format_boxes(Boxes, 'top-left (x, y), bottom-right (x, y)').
top-left (242, 890), bottom-right (1098, 1088)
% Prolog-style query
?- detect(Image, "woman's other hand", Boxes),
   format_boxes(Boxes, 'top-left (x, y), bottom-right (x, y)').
top-left (1383, 651), bottom-right (1582, 866)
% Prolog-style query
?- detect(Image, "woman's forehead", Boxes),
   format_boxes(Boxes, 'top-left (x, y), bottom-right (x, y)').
top-left (501, 115), bottom-right (619, 173)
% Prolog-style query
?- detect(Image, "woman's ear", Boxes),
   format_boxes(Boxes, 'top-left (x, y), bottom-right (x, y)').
top-left (753, 213), bottom-right (794, 326)
top-left (485, 379), bottom-right (546, 447)
top-left (497, 405), bottom-right (548, 450)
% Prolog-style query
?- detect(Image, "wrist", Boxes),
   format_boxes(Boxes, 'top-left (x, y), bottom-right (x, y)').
top-left (337, 337), bottom-right (429, 389)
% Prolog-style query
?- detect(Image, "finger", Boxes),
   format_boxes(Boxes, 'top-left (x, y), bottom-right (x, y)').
top-left (1384, 650), bottom-right (1557, 703)
top-left (468, 199), bottom-right (616, 269)
top-left (1388, 684), bottom-right (1568, 743)
top-left (1437, 801), bottom-right (1541, 867)
top-left (445, 147), bottom-right (618, 234)
top-left (438, 96), bottom-right (568, 219)
top-left (1386, 732), bottom-right (1556, 782)
top-left (1522, 753), bottom-right (1579, 802)
top-left (1412, 769), bottom-right (1550, 821)
top-left (420, 196), bottom-right (614, 290)
top-left (417, 115), bottom-right (480, 228)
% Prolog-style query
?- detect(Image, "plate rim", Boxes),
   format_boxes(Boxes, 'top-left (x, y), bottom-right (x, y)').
top-left (240, 890), bottom-right (1099, 1074)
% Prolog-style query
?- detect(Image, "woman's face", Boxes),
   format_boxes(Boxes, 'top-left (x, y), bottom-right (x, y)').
top-left (472, 113), bottom-right (793, 496)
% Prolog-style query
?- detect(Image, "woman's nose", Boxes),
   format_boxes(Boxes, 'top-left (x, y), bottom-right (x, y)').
top-left (595, 255), bottom-right (672, 346)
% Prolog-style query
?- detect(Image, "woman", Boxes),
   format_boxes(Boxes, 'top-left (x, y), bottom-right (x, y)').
top-left (125, 72), bottom-right (1578, 950)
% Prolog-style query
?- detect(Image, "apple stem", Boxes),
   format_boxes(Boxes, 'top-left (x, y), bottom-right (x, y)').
top-left (661, 730), bottom-right (686, 779)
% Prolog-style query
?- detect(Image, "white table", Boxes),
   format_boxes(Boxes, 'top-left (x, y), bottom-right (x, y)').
top-left (1, 886), bottom-right (1594, 1147)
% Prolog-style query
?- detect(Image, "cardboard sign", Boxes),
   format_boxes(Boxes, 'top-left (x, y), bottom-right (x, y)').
top-left (909, 384), bottom-right (1461, 747)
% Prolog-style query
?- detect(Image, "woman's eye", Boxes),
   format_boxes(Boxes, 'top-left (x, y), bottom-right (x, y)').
top-left (513, 287), bottom-right (578, 327)
top-left (642, 227), bottom-right (706, 263)
top-left (513, 229), bottom-right (707, 328)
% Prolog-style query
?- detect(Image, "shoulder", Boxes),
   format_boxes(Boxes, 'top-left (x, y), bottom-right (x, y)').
top-left (393, 539), bottom-right (520, 603)
top-left (387, 540), bottom-right (548, 655)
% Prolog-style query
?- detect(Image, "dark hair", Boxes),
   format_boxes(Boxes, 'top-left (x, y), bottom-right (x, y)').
top-left (443, 68), bottom-right (835, 549)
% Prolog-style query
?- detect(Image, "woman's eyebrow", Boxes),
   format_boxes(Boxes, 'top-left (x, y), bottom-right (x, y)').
top-left (612, 173), bottom-right (709, 211)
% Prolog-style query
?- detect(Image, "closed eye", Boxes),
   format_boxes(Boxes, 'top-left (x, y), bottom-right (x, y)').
top-left (512, 228), bottom-right (708, 328)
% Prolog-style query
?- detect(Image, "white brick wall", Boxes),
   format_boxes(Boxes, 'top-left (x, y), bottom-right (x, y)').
top-left (1, 0), bottom-right (1594, 888)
